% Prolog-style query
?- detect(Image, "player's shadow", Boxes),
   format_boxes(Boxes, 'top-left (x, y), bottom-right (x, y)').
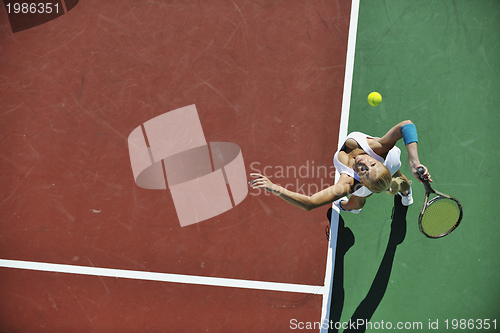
top-left (327, 195), bottom-right (408, 333)
top-left (326, 208), bottom-right (354, 333)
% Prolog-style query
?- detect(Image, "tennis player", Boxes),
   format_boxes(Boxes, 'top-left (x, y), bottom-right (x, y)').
top-left (249, 120), bottom-right (432, 213)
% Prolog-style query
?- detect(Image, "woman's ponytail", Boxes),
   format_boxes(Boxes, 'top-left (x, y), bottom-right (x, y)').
top-left (386, 176), bottom-right (404, 195)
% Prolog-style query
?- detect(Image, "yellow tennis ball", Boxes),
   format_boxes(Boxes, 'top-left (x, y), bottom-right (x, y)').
top-left (368, 92), bottom-right (382, 106)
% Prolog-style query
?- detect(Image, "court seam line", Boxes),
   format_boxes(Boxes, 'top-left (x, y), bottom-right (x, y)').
top-left (0, 259), bottom-right (323, 294)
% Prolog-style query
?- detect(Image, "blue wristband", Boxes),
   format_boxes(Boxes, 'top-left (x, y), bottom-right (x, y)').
top-left (401, 123), bottom-right (418, 146)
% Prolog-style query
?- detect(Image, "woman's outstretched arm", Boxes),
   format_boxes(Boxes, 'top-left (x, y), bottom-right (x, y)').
top-left (249, 173), bottom-right (352, 211)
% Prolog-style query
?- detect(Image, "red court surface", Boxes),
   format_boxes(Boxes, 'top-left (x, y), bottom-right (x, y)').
top-left (0, 1), bottom-right (352, 331)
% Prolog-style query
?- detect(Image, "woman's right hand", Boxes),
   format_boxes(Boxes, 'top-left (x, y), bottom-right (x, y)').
top-left (411, 164), bottom-right (432, 183)
top-left (249, 173), bottom-right (279, 193)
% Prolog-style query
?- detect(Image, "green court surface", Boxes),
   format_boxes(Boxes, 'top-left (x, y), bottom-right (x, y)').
top-left (332, 0), bottom-right (499, 331)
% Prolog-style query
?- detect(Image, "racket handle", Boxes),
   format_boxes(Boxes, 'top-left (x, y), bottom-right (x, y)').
top-left (417, 166), bottom-right (433, 192)
top-left (417, 166), bottom-right (428, 183)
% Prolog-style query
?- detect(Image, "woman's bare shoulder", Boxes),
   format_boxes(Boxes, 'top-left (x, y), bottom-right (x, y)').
top-left (337, 150), bottom-right (354, 168)
top-left (337, 172), bottom-right (355, 185)
top-left (344, 138), bottom-right (359, 150)
top-left (368, 137), bottom-right (389, 157)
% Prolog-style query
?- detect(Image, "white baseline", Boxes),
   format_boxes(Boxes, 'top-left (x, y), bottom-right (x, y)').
top-left (0, 259), bottom-right (323, 294)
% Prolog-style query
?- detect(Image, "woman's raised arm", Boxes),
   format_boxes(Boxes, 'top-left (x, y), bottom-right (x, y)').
top-left (378, 120), bottom-right (432, 183)
top-left (377, 120), bottom-right (413, 148)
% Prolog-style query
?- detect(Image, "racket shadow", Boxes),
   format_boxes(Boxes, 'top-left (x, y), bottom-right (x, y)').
top-left (328, 195), bottom-right (408, 333)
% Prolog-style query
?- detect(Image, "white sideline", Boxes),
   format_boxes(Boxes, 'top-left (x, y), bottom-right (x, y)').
top-left (319, 0), bottom-right (359, 331)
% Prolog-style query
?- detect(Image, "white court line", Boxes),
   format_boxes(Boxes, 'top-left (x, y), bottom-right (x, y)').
top-left (0, 259), bottom-right (323, 294)
top-left (319, 0), bottom-right (360, 331)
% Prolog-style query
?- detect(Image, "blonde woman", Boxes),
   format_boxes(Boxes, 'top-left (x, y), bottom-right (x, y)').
top-left (249, 120), bottom-right (432, 213)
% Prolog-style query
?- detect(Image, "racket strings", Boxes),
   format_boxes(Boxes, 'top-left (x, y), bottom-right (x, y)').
top-left (421, 198), bottom-right (461, 237)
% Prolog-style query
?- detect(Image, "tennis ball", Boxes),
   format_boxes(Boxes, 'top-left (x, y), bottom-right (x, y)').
top-left (368, 92), bottom-right (382, 106)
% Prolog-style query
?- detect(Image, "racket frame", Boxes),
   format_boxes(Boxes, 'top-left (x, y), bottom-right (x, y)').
top-left (417, 168), bottom-right (463, 239)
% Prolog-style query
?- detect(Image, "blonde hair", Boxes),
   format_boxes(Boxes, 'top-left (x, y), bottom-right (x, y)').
top-left (386, 176), bottom-right (405, 195)
top-left (362, 165), bottom-right (407, 195)
top-left (363, 165), bottom-right (392, 193)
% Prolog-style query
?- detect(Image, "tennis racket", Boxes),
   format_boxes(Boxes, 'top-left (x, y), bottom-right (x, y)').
top-left (417, 167), bottom-right (463, 238)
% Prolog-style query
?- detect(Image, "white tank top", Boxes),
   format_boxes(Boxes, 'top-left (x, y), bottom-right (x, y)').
top-left (333, 132), bottom-right (401, 197)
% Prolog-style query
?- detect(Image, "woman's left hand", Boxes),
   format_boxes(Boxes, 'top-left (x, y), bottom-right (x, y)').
top-left (249, 173), bottom-right (279, 193)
